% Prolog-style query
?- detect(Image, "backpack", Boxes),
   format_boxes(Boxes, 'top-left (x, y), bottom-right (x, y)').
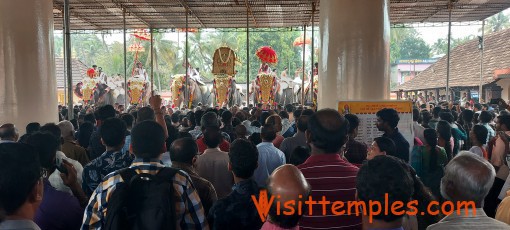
top-left (104, 167), bottom-right (180, 230)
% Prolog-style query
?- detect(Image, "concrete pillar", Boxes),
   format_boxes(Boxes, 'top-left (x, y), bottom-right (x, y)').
top-left (0, 0), bottom-right (57, 131)
top-left (318, 0), bottom-right (390, 109)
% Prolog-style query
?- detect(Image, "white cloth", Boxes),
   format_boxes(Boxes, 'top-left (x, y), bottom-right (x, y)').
top-left (160, 151), bottom-right (173, 167)
top-left (0, 220), bottom-right (41, 230)
top-left (281, 118), bottom-right (292, 135)
top-left (48, 151), bottom-right (83, 195)
top-left (468, 146), bottom-right (485, 158)
top-left (413, 121), bottom-right (426, 145)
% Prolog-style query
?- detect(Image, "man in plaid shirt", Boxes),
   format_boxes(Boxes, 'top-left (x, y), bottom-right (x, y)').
top-left (81, 120), bottom-right (208, 230)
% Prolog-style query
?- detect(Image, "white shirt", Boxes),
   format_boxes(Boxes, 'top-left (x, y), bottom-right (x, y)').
top-left (48, 151), bottom-right (83, 195)
top-left (468, 146), bottom-right (486, 158)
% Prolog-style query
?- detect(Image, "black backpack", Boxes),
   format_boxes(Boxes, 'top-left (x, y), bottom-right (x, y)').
top-left (104, 167), bottom-right (179, 230)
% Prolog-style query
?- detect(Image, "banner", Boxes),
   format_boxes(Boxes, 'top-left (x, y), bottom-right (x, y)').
top-left (338, 101), bottom-right (414, 148)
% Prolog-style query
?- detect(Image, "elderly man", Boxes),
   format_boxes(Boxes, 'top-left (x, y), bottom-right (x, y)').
top-left (58, 121), bottom-right (90, 166)
top-left (427, 152), bottom-right (510, 230)
top-left (262, 164), bottom-right (311, 230)
top-left (0, 123), bottom-right (18, 143)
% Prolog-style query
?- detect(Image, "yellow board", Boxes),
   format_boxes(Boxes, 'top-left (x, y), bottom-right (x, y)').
top-left (338, 101), bottom-right (413, 115)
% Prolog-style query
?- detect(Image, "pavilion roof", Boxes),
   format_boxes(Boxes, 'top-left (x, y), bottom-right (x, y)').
top-left (52, 0), bottom-right (510, 30)
top-left (397, 28), bottom-right (510, 91)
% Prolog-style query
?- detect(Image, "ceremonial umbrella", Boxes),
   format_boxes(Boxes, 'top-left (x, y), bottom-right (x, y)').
top-left (128, 43), bottom-right (145, 52)
top-left (132, 29), bottom-right (151, 41)
top-left (86, 68), bottom-right (96, 78)
top-left (255, 46), bottom-right (278, 64)
top-left (293, 35), bottom-right (311, 47)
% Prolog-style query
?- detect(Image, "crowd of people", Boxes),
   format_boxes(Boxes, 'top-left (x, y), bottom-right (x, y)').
top-left (1, 96), bottom-right (510, 230)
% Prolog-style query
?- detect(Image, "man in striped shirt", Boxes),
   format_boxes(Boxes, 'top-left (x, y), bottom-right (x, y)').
top-left (297, 109), bottom-right (362, 230)
top-left (81, 121), bottom-right (208, 230)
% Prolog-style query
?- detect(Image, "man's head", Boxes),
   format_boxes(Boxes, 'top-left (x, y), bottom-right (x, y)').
top-left (306, 109), bottom-right (349, 154)
top-left (412, 108), bottom-right (420, 122)
top-left (120, 113), bottom-right (135, 129)
top-left (25, 123), bottom-right (40, 135)
top-left (203, 126), bottom-right (222, 149)
top-left (228, 139), bottom-right (258, 179)
top-left (285, 104), bottom-right (295, 114)
top-left (344, 114), bottom-right (360, 136)
top-left (0, 143), bottom-right (42, 217)
top-left (137, 107), bottom-right (155, 123)
top-left (367, 137), bottom-right (396, 160)
top-left (293, 109), bottom-right (302, 119)
top-left (295, 115), bottom-right (309, 133)
top-left (432, 107), bottom-right (442, 118)
top-left (439, 112), bottom-right (454, 124)
top-left (201, 112), bottom-right (220, 130)
top-left (235, 125), bottom-right (247, 139)
top-left (357, 155), bottom-right (414, 223)
top-left (57, 121), bottom-right (75, 139)
top-left (171, 113), bottom-right (180, 124)
top-left (169, 138), bottom-right (198, 165)
top-left (496, 115), bottom-right (510, 132)
top-left (131, 121), bottom-right (166, 159)
top-left (84, 113), bottom-right (96, 125)
top-left (440, 152), bottom-right (495, 207)
top-left (40, 123), bottom-right (62, 147)
top-left (479, 111), bottom-right (492, 124)
top-left (376, 108), bottom-right (400, 131)
top-left (100, 118), bottom-right (126, 148)
top-left (221, 110), bottom-right (233, 125)
top-left (26, 132), bottom-right (59, 170)
top-left (474, 103), bottom-right (482, 112)
top-left (96, 105), bottom-right (116, 125)
top-left (265, 115), bottom-right (283, 132)
top-left (267, 164), bottom-right (311, 228)
top-left (0, 124), bottom-right (19, 142)
top-left (261, 124), bottom-right (277, 142)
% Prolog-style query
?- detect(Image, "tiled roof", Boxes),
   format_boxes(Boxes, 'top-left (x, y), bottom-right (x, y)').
top-left (55, 58), bottom-right (89, 88)
top-left (398, 28), bottom-right (510, 91)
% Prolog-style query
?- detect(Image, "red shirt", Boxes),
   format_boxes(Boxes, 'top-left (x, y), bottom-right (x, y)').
top-left (297, 154), bottom-right (362, 230)
top-left (197, 137), bottom-right (230, 154)
top-left (272, 135), bottom-right (284, 149)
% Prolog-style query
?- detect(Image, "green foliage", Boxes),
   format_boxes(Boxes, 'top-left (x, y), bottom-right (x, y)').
top-left (390, 28), bottom-right (431, 63)
top-left (483, 12), bottom-right (510, 34)
top-left (430, 35), bottom-right (475, 57)
top-left (54, 29), bottom-right (315, 87)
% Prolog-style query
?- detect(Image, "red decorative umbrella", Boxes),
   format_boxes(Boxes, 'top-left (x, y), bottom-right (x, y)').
top-left (255, 46), bottom-right (278, 64)
top-left (293, 35), bottom-right (311, 47)
top-left (86, 68), bottom-right (96, 78)
top-left (132, 29), bottom-right (151, 41)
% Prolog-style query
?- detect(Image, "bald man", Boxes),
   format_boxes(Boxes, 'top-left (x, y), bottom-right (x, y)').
top-left (263, 164), bottom-right (311, 230)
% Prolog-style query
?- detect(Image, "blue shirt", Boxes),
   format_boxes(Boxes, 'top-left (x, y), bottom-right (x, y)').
top-left (253, 142), bottom-right (285, 187)
top-left (82, 150), bottom-right (133, 196)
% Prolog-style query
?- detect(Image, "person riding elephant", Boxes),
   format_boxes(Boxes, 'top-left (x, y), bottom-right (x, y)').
top-left (253, 63), bottom-right (278, 108)
top-left (170, 74), bottom-right (210, 109)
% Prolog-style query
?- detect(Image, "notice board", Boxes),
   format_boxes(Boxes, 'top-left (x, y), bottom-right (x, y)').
top-left (338, 101), bottom-right (414, 148)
